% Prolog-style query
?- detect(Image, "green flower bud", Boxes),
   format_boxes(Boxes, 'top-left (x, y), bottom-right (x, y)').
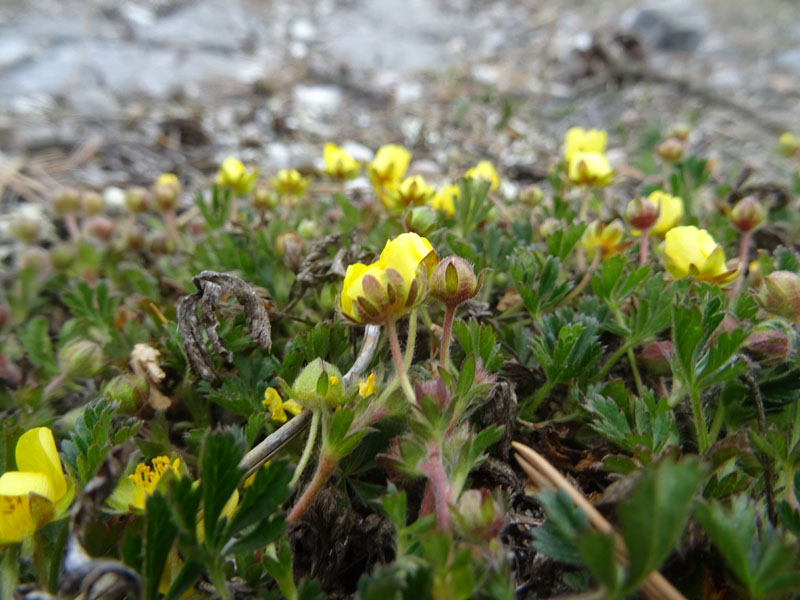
top-left (669, 124), bottom-right (691, 142)
top-left (297, 219), bottom-right (320, 241)
top-left (403, 205), bottom-right (437, 236)
top-left (452, 489), bottom-right (504, 542)
top-left (82, 191), bottom-right (104, 215)
top-left (151, 173), bottom-right (181, 212)
top-left (291, 358), bottom-right (346, 410)
top-left (729, 196), bottom-right (765, 233)
top-left (9, 217), bottom-right (40, 244)
top-left (49, 243), bottom-right (77, 270)
top-left (744, 326), bottom-right (795, 365)
top-left (124, 187), bottom-right (151, 214)
top-left (519, 185), bottom-right (544, 207)
top-left (103, 374), bottom-right (149, 414)
top-left (251, 185), bottom-right (279, 211)
top-left (657, 138), bottom-right (684, 163)
top-left (52, 189), bottom-right (81, 216)
top-left (59, 340), bottom-right (104, 378)
top-left (430, 256), bottom-right (484, 307)
top-left (18, 248), bottom-right (50, 272)
top-left (757, 271), bottom-right (800, 326)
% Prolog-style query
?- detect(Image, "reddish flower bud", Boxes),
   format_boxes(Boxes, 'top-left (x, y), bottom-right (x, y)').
top-left (81, 191), bottom-right (104, 215)
top-left (124, 187), bottom-right (151, 213)
top-left (625, 196), bottom-right (660, 231)
top-left (744, 327), bottom-right (794, 365)
top-left (728, 196), bottom-right (766, 233)
top-left (637, 341), bottom-right (675, 375)
top-left (669, 124), bottom-right (691, 142)
top-left (657, 138), bottom-right (684, 163)
top-left (85, 215), bottom-right (115, 241)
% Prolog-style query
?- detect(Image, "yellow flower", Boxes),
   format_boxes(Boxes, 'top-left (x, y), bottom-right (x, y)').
top-left (778, 132), bottom-right (799, 157)
top-left (564, 127), bottom-right (607, 163)
top-left (383, 175), bottom-right (436, 210)
top-left (367, 144), bottom-right (411, 189)
top-left (567, 152), bottom-right (613, 186)
top-left (630, 190), bottom-right (684, 237)
top-left (271, 169), bottom-right (310, 198)
top-left (196, 488), bottom-right (238, 543)
top-left (581, 220), bottom-right (629, 260)
top-left (465, 161), bottom-right (500, 192)
top-left (128, 456), bottom-right (181, 510)
top-left (215, 157), bottom-right (258, 197)
top-left (0, 427), bottom-right (72, 543)
top-left (359, 373), bottom-right (376, 398)
top-left (340, 233), bottom-right (438, 324)
top-left (263, 387), bottom-right (303, 423)
top-left (431, 184), bottom-right (459, 216)
top-left (663, 226), bottom-right (737, 284)
top-left (323, 143), bottom-right (360, 180)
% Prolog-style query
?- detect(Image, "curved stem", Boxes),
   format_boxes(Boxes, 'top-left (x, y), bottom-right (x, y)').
top-left (289, 410), bottom-right (320, 487)
top-left (690, 385), bottom-right (710, 454)
top-left (385, 317), bottom-right (417, 405)
top-left (403, 308), bottom-right (418, 371)
top-left (439, 304), bottom-right (456, 370)
top-left (287, 453), bottom-right (338, 522)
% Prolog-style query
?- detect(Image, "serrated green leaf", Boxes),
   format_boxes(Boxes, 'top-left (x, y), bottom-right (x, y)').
top-left (200, 430), bottom-right (245, 548)
top-left (144, 492), bottom-right (178, 600)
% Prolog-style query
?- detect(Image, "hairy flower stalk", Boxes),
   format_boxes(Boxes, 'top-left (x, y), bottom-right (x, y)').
top-left (421, 442), bottom-right (451, 531)
top-left (386, 317), bottom-right (418, 405)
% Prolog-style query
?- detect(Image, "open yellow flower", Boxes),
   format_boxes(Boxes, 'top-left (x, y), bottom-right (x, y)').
top-left (567, 152), bottom-right (613, 186)
top-left (0, 427), bottom-right (72, 543)
top-left (465, 161), bottom-right (500, 192)
top-left (263, 387), bottom-right (303, 423)
top-left (367, 144), bottom-right (411, 190)
top-left (564, 127), bottom-right (607, 163)
top-left (383, 175), bottom-right (436, 210)
top-left (581, 220), bottom-right (629, 260)
top-left (663, 226), bottom-right (737, 284)
top-left (215, 157), bottom-right (258, 197)
top-left (271, 169), bottom-right (310, 198)
top-left (430, 184), bottom-right (459, 216)
top-left (646, 191), bottom-right (684, 236)
top-left (340, 233), bottom-right (438, 324)
top-left (323, 143), bottom-right (360, 180)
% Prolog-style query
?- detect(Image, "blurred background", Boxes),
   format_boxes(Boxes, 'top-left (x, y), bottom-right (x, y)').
top-left (0, 0), bottom-right (798, 195)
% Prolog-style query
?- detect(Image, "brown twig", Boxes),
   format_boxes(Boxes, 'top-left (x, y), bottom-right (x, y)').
top-left (512, 441), bottom-right (686, 600)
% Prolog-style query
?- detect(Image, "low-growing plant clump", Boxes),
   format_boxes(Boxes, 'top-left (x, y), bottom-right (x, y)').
top-left (2, 127), bottom-right (800, 599)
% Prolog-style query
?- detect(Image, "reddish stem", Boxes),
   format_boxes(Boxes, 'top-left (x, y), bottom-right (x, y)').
top-left (419, 481), bottom-right (435, 518)
top-left (421, 443), bottom-right (451, 531)
top-left (286, 453), bottom-right (338, 523)
top-left (386, 318), bottom-right (417, 405)
top-left (439, 304), bottom-right (456, 369)
top-left (731, 229), bottom-right (751, 298)
top-left (64, 214), bottom-right (81, 243)
top-left (639, 230), bottom-right (650, 265)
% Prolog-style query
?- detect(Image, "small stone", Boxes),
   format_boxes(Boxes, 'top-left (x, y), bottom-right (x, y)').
top-left (621, 0), bottom-right (711, 52)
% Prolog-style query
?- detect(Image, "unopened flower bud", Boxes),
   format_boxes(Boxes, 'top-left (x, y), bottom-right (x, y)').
top-left (757, 271), bottom-right (800, 325)
top-left (18, 247), bottom-right (50, 272)
top-left (124, 227), bottom-right (146, 252)
top-left (82, 191), bottom-right (103, 215)
top-left (404, 205), bottom-right (437, 236)
top-left (85, 215), bottom-right (115, 241)
top-left (520, 185), bottom-right (544, 207)
top-left (152, 173), bottom-right (181, 212)
top-left (291, 358), bottom-right (346, 410)
top-left (657, 138), bottom-right (684, 163)
top-left (297, 219), bottom-right (320, 241)
top-left (276, 232), bottom-right (303, 273)
top-left (538, 217), bottom-right (560, 238)
top-left (59, 339), bottom-right (104, 378)
top-left (52, 189), bottom-right (81, 216)
top-left (430, 256), bottom-right (484, 307)
top-left (778, 132), bottom-right (799, 157)
top-left (251, 185), bottom-right (278, 211)
top-left (49, 243), bottom-right (77, 270)
top-left (103, 373), bottom-right (149, 414)
top-left (9, 217), bottom-right (40, 244)
top-left (637, 341), bottom-right (675, 375)
top-left (669, 124), bottom-right (691, 142)
top-left (729, 196), bottom-right (765, 233)
top-left (625, 196), bottom-right (660, 231)
top-left (452, 489), bottom-right (504, 542)
top-left (124, 187), bottom-right (151, 213)
top-left (149, 233), bottom-right (170, 255)
top-left (744, 326), bottom-right (794, 365)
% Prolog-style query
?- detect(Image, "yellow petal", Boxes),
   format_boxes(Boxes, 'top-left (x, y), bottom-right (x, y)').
top-left (567, 152), bottom-right (613, 186)
top-left (465, 161), bottom-right (500, 191)
top-left (283, 399), bottom-right (303, 416)
top-left (368, 144), bottom-right (411, 187)
top-left (565, 127), bottom-right (607, 162)
top-left (0, 493), bottom-right (35, 543)
top-left (15, 427), bottom-right (66, 501)
top-left (431, 184), bottom-right (458, 216)
top-left (379, 233), bottom-right (436, 286)
top-left (0, 471), bottom-right (56, 502)
top-left (648, 191), bottom-right (684, 235)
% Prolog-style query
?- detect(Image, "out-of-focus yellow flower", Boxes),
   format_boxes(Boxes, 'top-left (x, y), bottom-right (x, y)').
top-left (465, 161), bottom-right (500, 192)
top-left (367, 144), bottom-right (411, 190)
top-left (581, 220), bottom-right (629, 260)
top-left (271, 169), bottom-right (310, 198)
top-left (0, 427), bottom-right (72, 543)
top-left (564, 128), bottom-right (607, 163)
top-left (567, 152), bottom-right (613, 186)
top-left (263, 387), bottom-right (302, 423)
top-left (383, 175), bottom-right (436, 210)
top-left (196, 488), bottom-right (238, 543)
top-left (128, 456), bottom-right (181, 510)
top-left (431, 184), bottom-right (459, 216)
top-left (631, 191), bottom-right (684, 236)
top-left (340, 233), bottom-right (438, 324)
top-left (778, 132), bottom-right (799, 157)
top-left (323, 143), bottom-right (360, 180)
top-left (359, 373), bottom-right (376, 398)
top-left (244, 461), bottom-right (271, 488)
top-left (216, 157), bottom-right (258, 197)
top-left (663, 226), bottom-right (737, 284)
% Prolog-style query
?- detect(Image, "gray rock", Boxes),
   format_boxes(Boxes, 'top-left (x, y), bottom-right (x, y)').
top-left (775, 46), bottom-right (800, 72)
top-left (0, 35), bottom-right (31, 70)
top-left (621, 0), bottom-right (711, 53)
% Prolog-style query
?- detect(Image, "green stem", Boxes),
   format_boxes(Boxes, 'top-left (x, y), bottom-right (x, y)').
top-left (403, 308), bottom-right (418, 371)
top-left (386, 317), bottom-right (417, 405)
top-left (33, 530), bottom-right (48, 587)
top-left (690, 385), bottom-right (710, 454)
top-left (559, 251), bottom-right (600, 307)
top-left (708, 399), bottom-right (725, 447)
top-left (524, 380), bottom-right (554, 418)
top-left (439, 304), bottom-right (456, 370)
top-left (627, 347), bottom-right (644, 397)
top-left (1, 543), bottom-right (19, 599)
top-left (596, 341), bottom-right (635, 381)
top-left (289, 410), bottom-right (320, 487)
top-left (209, 559), bottom-right (232, 600)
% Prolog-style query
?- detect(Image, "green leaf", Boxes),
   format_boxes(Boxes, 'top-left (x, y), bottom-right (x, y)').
top-left (163, 560), bottom-right (205, 600)
top-left (144, 492), bottom-right (178, 600)
top-left (578, 530), bottom-right (620, 592)
top-left (224, 461), bottom-right (291, 538)
top-left (457, 354), bottom-right (476, 398)
top-left (546, 223), bottom-right (587, 261)
top-left (200, 430), bottom-right (245, 548)
top-left (226, 518), bottom-right (285, 554)
top-left (619, 458), bottom-right (704, 590)
top-left (18, 316), bottom-right (58, 375)
top-left (531, 488), bottom-right (590, 566)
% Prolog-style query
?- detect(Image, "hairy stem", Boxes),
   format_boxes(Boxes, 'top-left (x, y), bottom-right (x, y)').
top-left (404, 308), bottom-right (418, 371)
top-left (439, 304), bottom-right (456, 370)
top-left (287, 453), bottom-right (338, 523)
top-left (690, 385), bottom-right (709, 454)
top-left (386, 317), bottom-right (417, 405)
top-left (639, 231), bottom-right (650, 265)
top-left (421, 443), bottom-right (452, 531)
top-left (289, 410), bottom-right (320, 487)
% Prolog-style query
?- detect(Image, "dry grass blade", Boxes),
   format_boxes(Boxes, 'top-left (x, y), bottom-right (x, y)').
top-left (511, 441), bottom-right (685, 600)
